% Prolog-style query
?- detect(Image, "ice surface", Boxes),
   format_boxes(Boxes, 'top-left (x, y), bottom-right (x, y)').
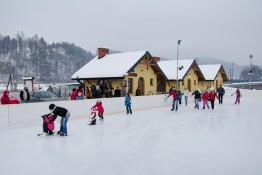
top-left (0, 89), bottom-right (262, 175)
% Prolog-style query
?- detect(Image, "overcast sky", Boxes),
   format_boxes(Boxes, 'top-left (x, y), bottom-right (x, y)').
top-left (1, 0), bottom-right (262, 65)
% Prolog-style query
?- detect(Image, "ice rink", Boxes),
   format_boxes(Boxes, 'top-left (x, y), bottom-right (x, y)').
top-left (1, 90), bottom-right (262, 175)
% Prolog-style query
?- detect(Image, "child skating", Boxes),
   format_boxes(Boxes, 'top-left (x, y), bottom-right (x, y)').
top-left (91, 100), bottom-right (104, 120)
top-left (201, 90), bottom-right (209, 109)
top-left (88, 108), bottom-right (97, 125)
top-left (38, 114), bottom-right (56, 136)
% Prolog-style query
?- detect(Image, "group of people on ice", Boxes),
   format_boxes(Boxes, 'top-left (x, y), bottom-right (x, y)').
top-left (40, 92), bottom-right (133, 136)
top-left (168, 85), bottom-right (241, 111)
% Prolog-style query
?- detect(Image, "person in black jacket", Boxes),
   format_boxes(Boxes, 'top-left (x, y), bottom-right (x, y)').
top-left (49, 104), bottom-right (70, 136)
top-left (216, 85), bottom-right (225, 104)
top-left (192, 89), bottom-right (201, 109)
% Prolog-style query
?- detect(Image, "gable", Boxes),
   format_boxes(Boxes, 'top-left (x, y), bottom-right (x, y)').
top-left (158, 59), bottom-right (203, 80)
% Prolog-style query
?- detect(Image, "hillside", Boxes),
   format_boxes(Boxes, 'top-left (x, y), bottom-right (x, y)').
top-left (0, 34), bottom-right (94, 83)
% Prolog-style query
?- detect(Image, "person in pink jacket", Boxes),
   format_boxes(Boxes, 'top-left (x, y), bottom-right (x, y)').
top-left (201, 90), bottom-right (209, 109)
top-left (91, 100), bottom-right (104, 120)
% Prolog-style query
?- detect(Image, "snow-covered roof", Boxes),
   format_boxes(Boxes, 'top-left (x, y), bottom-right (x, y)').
top-left (22, 76), bottom-right (35, 80)
top-left (72, 51), bottom-right (147, 79)
top-left (157, 59), bottom-right (195, 80)
top-left (199, 64), bottom-right (222, 80)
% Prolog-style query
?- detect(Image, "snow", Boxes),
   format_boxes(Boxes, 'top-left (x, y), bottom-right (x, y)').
top-left (71, 51), bottom-right (147, 79)
top-left (157, 59), bottom-right (194, 80)
top-left (1, 89), bottom-right (262, 175)
top-left (199, 64), bottom-right (221, 80)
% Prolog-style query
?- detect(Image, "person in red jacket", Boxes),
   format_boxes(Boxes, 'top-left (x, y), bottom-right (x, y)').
top-left (70, 88), bottom-right (78, 100)
top-left (91, 100), bottom-right (104, 120)
top-left (1, 90), bottom-right (11, 104)
top-left (168, 87), bottom-right (178, 111)
top-left (0, 90), bottom-right (19, 105)
top-left (208, 89), bottom-right (218, 110)
top-left (201, 90), bottom-right (209, 109)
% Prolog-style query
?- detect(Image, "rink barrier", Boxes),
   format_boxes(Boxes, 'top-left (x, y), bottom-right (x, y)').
top-left (0, 94), bottom-right (173, 129)
top-left (1, 88), bottom-right (254, 129)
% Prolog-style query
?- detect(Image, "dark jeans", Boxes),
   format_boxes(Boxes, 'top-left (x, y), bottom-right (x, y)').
top-left (218, 94), bottom-right (224, 104)
top-left (126, 104), bottom-right (132, 114)
top-left (210, 100), bottom-right (215, 110)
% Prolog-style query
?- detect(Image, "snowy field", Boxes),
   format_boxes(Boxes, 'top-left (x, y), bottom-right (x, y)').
top-left (0, 89), bottom-right (262, 175)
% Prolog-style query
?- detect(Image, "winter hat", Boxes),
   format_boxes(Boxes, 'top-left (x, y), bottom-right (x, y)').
top-left (49, 104), bottom-right (56, 110)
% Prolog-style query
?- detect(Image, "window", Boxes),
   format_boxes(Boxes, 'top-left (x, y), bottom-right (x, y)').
top-left (150, 78), bottom-right (154, 86)
top-left (194, 80), bottom-right (196, 85)
top-left (128, 78), bottom-right (133, 93)
top-left (182, 80), bottom-right (184, 86)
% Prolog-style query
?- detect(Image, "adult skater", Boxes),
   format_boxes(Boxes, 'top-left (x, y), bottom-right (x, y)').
top-left (49, 104), bottom-right (70, 136)
top-left (216, 85), bottom-right (225, 104)
top-left (192, 89), bottom-right (201, 109)
top-left (183, 88), bottom-right (189, 106)
top-left (232, 88), bottom-right (241, 104)
top-left (168, 87), bottom-right (178, 111)
top-left (125, 93), bottom-right (132, 114)
top-left (91, 100), bottom-right (104, 120)
top-left (208, 89), bottom-right (217, 110)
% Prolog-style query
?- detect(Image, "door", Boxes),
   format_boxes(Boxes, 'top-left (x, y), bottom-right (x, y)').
top-left (138, 77), bottom-right (145, 95)
top-left (187, 79), bottom-right (191, 92)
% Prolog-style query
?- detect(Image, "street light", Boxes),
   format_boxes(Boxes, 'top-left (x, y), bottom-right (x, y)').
top-left (176, 40), bottom-right (182, 90)
top-left (248, 54), bottom-right (254, 90)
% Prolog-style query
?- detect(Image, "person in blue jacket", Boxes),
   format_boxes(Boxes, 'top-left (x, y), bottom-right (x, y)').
top-left (125, 93), bottom-right (132, 114)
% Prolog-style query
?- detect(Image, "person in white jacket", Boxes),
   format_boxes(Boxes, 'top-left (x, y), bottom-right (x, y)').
top-left (183, 88), bottom-right (190, 106)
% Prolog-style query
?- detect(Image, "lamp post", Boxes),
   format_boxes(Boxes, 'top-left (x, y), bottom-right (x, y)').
top-left (176, 40), bottom-right (182, 90)
top-left (248, 54), bottom-right (253, 90)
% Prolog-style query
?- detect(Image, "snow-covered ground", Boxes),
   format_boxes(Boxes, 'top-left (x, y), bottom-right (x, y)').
top-left (0, 89), bottom-right (262, 175)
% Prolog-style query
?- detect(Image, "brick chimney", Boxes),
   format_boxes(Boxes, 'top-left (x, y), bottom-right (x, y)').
top-left (152, 56), bottom-right (160, 63)
top-left (97, 48), bottom-right (109, 59)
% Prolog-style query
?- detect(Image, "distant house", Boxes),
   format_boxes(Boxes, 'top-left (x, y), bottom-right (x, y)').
top-left (71, 48), bottom-right (167, 96)
top-left (199, 64), bottom-right (228, 90)
top-left (157, 59), bottom-right (205, 92)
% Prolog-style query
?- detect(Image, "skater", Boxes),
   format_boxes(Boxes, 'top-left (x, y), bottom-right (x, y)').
top-left (40, 114), bottom-right (56, 135)
top-left (192, 89), bottom-right (201, 109)
top-left (216, 85), bottom-right (225, 104)
top-left (49, 104), bottom-right (70, 136)
top-left (183, 88), bottom-right (189, 106)
top-left (177, 90), bottom-right (183, 105)
top-left (88, 108), bottom-right (97, 125)
top-left (208, 89), bottom-right (217, 110)
top-left (201, 90), bottom-right (209, 109)
top-left (91, 100), bottom-right (104, 120)
top-left (125, 93), bottom-right (132, 114)
top-left (232, 88), bottom-right (241, 104)
top-left (168, 87), bottom-right (178, 111)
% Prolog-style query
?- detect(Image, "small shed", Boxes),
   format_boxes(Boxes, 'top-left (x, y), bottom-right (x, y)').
top-left (22, 76), bottom-right (35, 92)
